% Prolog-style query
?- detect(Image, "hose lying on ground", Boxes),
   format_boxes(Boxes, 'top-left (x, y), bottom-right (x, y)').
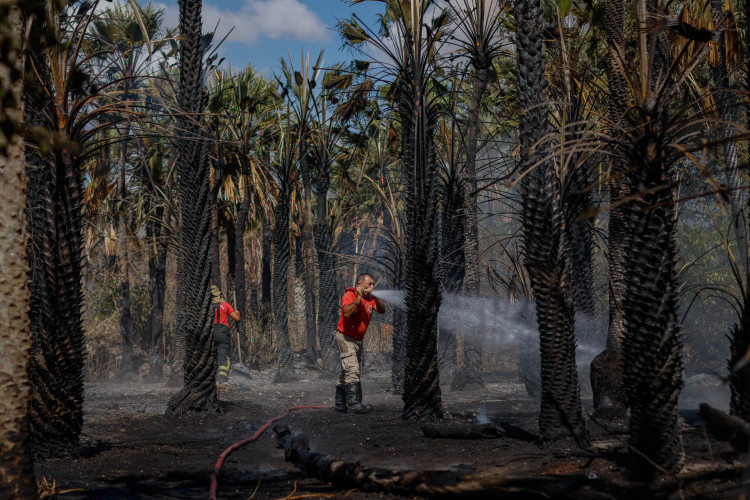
top-left (209, 404), bottom-right (329, 500)
top-left (273, 423), bottom-right (618, 499)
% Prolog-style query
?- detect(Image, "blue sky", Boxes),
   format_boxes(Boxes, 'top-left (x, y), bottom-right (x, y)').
top-left (148, 0), bottom-right (383, 75)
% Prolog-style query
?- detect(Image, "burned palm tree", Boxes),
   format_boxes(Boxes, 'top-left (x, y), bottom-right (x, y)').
top-left (273, 110), bottom-right (300, 383)
top-left (590, 0), bottom-right (629, 413)
top-left (23, 2), bottom-right (110, 456)
top-left (514, 0), bottom-right (588, 443)
top-left (167, 0), bottom-right (218, 415)
top-left (343, 0), bottom-right (445, 418)
top-left (612, 0), bottom-right (723, 477)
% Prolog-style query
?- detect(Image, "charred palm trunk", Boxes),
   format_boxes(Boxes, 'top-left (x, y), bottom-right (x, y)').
top-left (515, 0), bottom-right (587, 443)
top-left (565, 165), bottom-right (595, 317)
top-left (147, 203), bottom-right (168, 377)
top-left (621, 6), bottom-right (684, 477)
top-left (711, 1), bottom-right (745, 268)
top-left (453, 65), bottom-right (488, 391)
top-left (261, 213), bottom-right (273, 324)
top-left (234, 191), bottom-right (250, 353)
top-left (299, 142), bottom-right (319, 366)
top-left (620, 133), bottom-right (684, 477)
top-left (391, 251), bottom-right (407, 395)
top-left (439, 171), bottom-right (463, 386)
top-left (314, 159), bottom-right (340, 376)
top-left (591, 0), bottom-right (628, 412)
top-left (273, 183), bottom-right (296, 383)
top-left (211, 163), bottom-right (222, 288)
top-left (0, 5), bottom-right (36, 490)
top-left (26, 148), bottom-right (87, 457)
top-left (24, 45), bottom-right (86, 456)
top-left (117, 118), bottom-right (134, 377)
top-left (400, 70), bottom-right (443, 420)
top-left (166, 0), bottom-right (219, 415)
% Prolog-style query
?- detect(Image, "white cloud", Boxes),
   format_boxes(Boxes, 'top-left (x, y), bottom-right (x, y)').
top-left (98, 0), bottom-right (327, 46)
top-left (203, 0), bottom-right (328, 45)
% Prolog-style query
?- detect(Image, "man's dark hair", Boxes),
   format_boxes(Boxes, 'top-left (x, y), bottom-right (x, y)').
top-left (356, 273), bottom-right (373, 285)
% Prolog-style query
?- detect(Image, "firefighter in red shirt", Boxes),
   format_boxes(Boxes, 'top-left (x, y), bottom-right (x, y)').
top-left (334, 273), bottom-right (386, 414)
top-left (210, 285), bottom-right (240, 383)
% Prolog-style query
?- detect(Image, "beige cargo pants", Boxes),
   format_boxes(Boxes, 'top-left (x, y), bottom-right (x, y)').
top-left (336, 331), bottom-right (363, 386)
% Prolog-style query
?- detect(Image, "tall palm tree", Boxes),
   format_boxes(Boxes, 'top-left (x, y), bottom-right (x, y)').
top-left (616, 0), bottom-right (707, 477)
top-left (343, 0), bottom-right (446, 418)
top-left (166, 0), bottom-right (219, 415)
top-left (514, 0), bottom-right (588, 443)
top-left (24, 1), bottom-right (110, 456)
top-left (278, 52), bottom-right (324, 367)
top-left (0, 2), bottom-right (37, 496)
top-left (590, 0), bottom-right (628, 413)
top-left (273, 109), bottom-right (299, 383)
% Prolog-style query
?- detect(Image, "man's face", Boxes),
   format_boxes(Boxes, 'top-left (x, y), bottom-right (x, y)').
top-left (359, 277), bottom-right (375, 294)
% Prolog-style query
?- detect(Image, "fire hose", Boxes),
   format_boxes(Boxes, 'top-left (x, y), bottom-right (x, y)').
top-left (208, 404), bottom-right (330, 500)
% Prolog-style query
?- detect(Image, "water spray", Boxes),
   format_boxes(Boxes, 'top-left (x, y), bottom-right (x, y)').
top-left (371, 290), bottom-right (604, 365)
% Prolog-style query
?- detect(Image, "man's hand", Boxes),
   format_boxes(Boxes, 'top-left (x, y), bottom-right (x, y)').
top-left (356, 286), bottom-right (364, 298)
top-left (343, 289), bottom-right (363, 318)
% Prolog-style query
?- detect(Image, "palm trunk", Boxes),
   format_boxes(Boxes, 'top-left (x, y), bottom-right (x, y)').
top-left (314, 158), bottom-right (340, 376)
top-left (167, 0), bottom-right (219, 415)
top-left (147, 203), bottom-right (168, 377)
top-left (621, 2), bottom-right (684, 477)
top-left (620, 138), bottom-right (684, 478)
top-left (0, 5), bottom-right (37, 490)
top-left (211, 165), bottom-right (221, 288)
top-left (299, 144), bottom-right (319, 366)
top-left (273, 184), bottom-right (296, 383)
top-left (439, 170), bottom-right (462, 387)
top-left (590, 0), bottom-right (628, 412)
top-left (565, 167), bottom-right (595, 317)
top-left (515, 0), bottom-right (587, 443)
top-left (117, 120), bottom-right (134, 376)
top-left (710, 2), bottom-right (745, 267)
top-left (391, 251), bottom-right (406, 395)
top-left (235, 192), bottom-right (250, 353)
top-left (261, 212), bottom-right (273, 324)
top-left (23, 12), bottom-right (86, 456)
top-left (400, 70), bottom-right (444, 420)
top-left (452, 65), bottom-right (488, 390)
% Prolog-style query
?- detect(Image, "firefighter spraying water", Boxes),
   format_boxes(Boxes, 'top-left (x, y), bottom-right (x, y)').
top-left (333, 273), bottom-right (387, 414)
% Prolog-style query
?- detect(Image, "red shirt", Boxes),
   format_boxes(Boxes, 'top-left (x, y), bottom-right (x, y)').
top-left (336, 288), bottom-right (377, 341)
top-left (212, 301), bottom-right (235, 327)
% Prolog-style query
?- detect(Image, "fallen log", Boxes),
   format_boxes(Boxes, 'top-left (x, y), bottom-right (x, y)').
top-left (420, 422), bottom-right (503, 439)
top-left (699, 403), bottom-right (750, 452)
top-left (272, 424), bottom-right (617, 499)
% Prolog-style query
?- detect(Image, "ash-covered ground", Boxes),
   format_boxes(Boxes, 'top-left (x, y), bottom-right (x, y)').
top-left (35, 357), bottom-right (749, 499)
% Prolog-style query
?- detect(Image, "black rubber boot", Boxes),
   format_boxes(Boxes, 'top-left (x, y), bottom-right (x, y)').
top-left (345, 382), bottom-right (373, 414)
top-left (334, 385), bottom-right (347, 413)
top-left (356, 382), bottom-right (374, 412)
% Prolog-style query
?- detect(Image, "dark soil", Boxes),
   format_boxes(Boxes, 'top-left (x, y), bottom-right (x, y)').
top-left (35, 362), bottom-right (750, 499)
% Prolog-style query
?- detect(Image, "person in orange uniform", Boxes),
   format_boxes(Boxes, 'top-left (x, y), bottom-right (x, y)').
top-left (334, 273), bottom-right (386, 414)
top-left (210, 285), bottom-right (240, 383)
